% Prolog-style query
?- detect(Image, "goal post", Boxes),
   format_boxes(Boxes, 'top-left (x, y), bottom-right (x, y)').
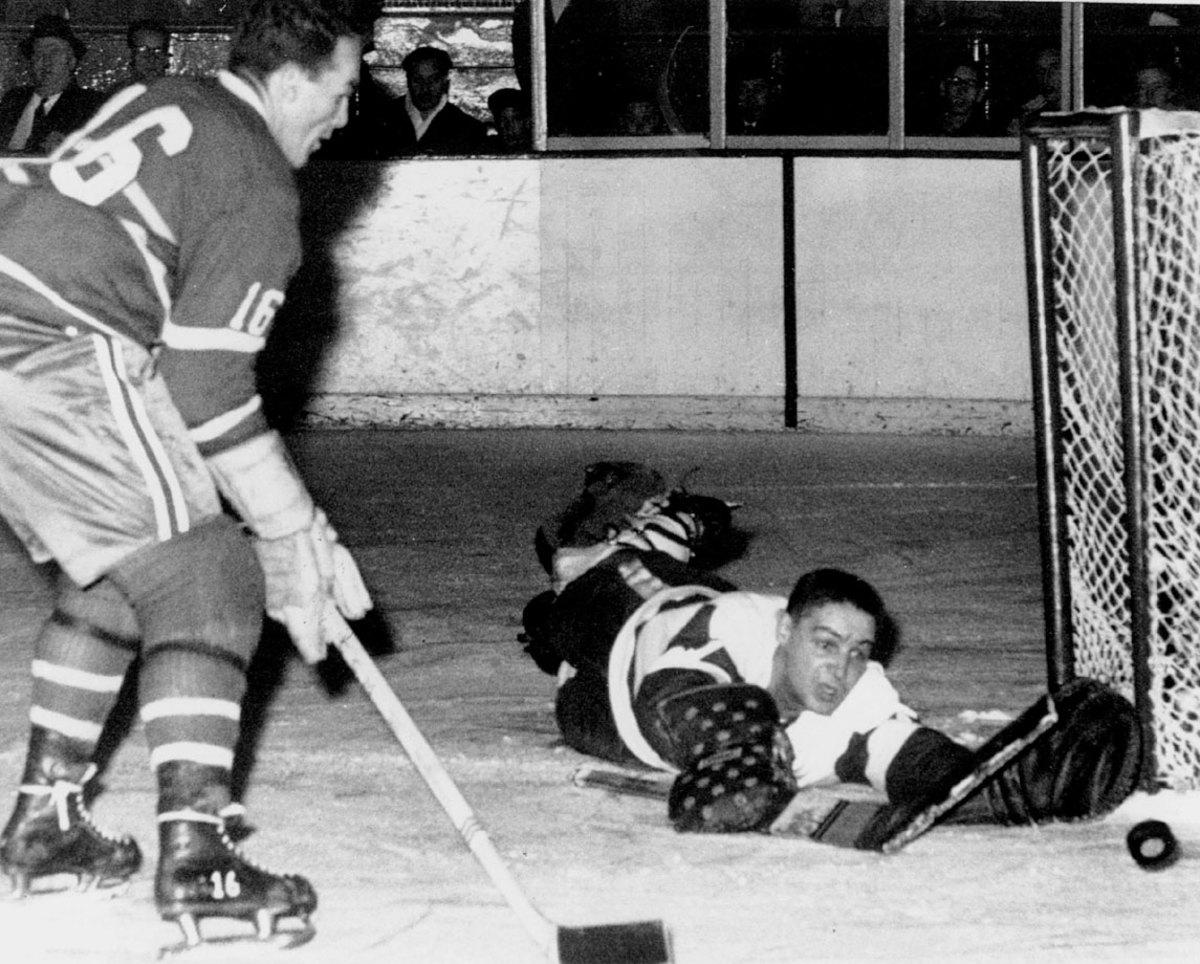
top-left (1022, 108), bottom-right (1200, 792)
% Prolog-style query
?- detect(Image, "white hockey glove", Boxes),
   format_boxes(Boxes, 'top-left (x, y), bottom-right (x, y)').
top-left (206, 432), bottom-right (372, 662)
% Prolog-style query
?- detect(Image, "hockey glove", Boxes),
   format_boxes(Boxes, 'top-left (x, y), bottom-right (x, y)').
top-left (657, 684), bottom-right (798, 833)
top-left (206, 432), bottom-right (372, 662)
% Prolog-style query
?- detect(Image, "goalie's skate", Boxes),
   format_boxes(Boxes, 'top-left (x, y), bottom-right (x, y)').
top-left (0, 763), bottom-right (142, 897)
top-left (156, 811), bottom-right (316, 957)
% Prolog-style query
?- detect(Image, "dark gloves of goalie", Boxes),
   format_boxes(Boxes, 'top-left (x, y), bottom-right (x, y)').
top-left (658, 684), bottom-right (798, 833)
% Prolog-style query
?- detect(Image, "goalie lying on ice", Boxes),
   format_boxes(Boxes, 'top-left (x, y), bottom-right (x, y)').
top-left (520, 464), bottom-right (1144, 834)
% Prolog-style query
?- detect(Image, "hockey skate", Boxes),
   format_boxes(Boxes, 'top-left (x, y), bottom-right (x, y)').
top-left (156, 811), bottom-right (316, 957)
top-left (0, 757), bottom-right (142, 898)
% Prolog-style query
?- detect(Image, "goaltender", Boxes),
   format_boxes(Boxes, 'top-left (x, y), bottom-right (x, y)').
top-left (521, 463), bottom-right (1144, 839)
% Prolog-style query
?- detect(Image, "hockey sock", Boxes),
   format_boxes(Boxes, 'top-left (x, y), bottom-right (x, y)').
top-left (26, 573), bottom-right (141, 770)
top-left (107, 516), bottom-right (264, 815)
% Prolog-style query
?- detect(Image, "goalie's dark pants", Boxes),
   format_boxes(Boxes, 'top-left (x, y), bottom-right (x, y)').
top-left (533, 549), bottom-right (735, 767)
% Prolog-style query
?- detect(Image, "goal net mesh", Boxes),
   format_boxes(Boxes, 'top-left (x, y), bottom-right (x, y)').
top-left (1035, 111), bottom-right (1200, 790)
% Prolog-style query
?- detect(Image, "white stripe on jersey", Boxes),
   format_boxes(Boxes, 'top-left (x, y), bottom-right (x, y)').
top-left (32, 659), bottom-right (124, 693)
top-left (29, 706), bottom-right (104, 742)
top-left (0, 162), bottom-right (32, 184)
top-left (49, 84), bottom-right (149, 161)
top-left (149, 742), bottom-right (234, 769)
top-left (141, 697), bottom-right (241, 722)
top-left (93, 335), bottom-right (191, 541)
top-left (217, 71), bottom-right (269, 122)
top-left (189, 394), bottom-right (263, 445)
top-left (121, 181), bottom-right (176, 243)
top-left (121, 218), bottom-right (172, 327)
top-left (0, 253), bottom-right (122, 340)
top-left (160, 318), bottom-right (264, 354)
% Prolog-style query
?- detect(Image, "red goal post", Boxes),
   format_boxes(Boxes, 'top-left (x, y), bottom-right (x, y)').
top-left (1022, 108), bottom-right (1200, 792)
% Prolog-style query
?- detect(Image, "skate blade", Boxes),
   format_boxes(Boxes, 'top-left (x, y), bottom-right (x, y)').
top-left (158, 920), bottom-right (315, 959)
top-left (6, 872), bottom-right (133, 901)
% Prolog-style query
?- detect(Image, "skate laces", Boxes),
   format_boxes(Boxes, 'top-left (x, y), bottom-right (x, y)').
top-left (17, 763), bottom-right (97, 832)
top-left (159, 808), bottom-right (276, 876)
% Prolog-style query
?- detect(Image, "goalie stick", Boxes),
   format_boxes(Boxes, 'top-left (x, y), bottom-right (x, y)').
top-left (572, 696), bottom-right (1059, 853)
top-left (323, 612), bottom-right (672, 964)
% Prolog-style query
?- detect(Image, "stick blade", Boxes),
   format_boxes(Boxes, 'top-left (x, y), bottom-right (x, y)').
top-left (556, 920), bottom-right (672, 963)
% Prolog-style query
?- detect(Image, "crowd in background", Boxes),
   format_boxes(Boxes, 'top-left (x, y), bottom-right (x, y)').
top-left (3, 3), bottom-right (1200, 158)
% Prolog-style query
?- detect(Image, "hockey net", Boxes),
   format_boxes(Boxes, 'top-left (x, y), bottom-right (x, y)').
top-left (1024, 109), bottom-right (1200, 791)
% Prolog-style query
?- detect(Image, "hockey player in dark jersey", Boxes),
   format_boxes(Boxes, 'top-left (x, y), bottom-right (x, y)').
top-left (0, 0), bottom-right (372, 950)
top-left (522, 464), bottom-right (1145, 838)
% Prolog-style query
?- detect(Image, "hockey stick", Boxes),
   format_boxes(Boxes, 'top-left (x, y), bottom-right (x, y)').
top-left (323, 611), bottom-right (672, 964)
top-left (574, 763), bottom-right (672, 800)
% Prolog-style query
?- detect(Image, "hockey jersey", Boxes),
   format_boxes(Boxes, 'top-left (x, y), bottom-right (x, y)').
top-left (0, 72), bottom-right (300, 457)
top-left (608, 586), bottom-right (919, 792)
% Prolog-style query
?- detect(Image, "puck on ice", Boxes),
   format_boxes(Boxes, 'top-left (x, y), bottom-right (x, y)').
top-left (1126, 820), bottom-right (1179, 871)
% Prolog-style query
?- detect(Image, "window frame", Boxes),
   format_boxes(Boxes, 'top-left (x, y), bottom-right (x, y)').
top-left (528, 0), bottom-right (1085, 154)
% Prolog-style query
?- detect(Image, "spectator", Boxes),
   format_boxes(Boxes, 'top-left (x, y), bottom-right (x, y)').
top-left (389, 45), bottom-right (487, 155)
top-left (123, 19), bottom-right (172, 88)
top-left (1131, 60), bottom-right (1190, 110)
top-left (730, 66), bottom-right (790, 136)
top-left (0, 15), bottom-right (105, 155)
top-left (611, 88), bottom-right (669, 136)
top-left (916, 61), bottom-right (996, 137)
top-left (1006, 45), bottom-right (1063, 135)
top-left (487, 87), bottom-right (532, 152)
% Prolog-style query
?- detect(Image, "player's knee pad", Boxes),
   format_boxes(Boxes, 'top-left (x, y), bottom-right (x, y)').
top-left (107, 515), bottom-right (265, 671)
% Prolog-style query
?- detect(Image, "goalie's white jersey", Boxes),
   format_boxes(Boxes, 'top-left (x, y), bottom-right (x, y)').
top-left (607, 585), bottom-right (919, 791)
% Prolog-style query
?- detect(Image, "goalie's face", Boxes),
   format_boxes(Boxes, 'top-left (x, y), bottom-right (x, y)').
top-left (772, 602), bottom-right (875, 716)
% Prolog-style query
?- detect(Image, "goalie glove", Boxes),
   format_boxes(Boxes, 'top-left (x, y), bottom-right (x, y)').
top-left (206, 432), bottom-right (372, 662)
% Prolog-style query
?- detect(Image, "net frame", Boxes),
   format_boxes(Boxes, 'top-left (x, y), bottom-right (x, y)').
top-left (1022, 108), bottom-right (1200, 792)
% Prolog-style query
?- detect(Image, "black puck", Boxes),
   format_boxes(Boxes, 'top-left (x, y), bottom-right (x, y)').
top-left (1126, 819), bottom-right (1179, 871)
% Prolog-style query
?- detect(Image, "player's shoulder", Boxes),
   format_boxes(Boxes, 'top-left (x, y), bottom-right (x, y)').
top-left (708, 591), bottom-right (786, 629)
top-left (124, 75), bottom-right (286, 170)
top-left (162, 77), bottom-right (269, 141)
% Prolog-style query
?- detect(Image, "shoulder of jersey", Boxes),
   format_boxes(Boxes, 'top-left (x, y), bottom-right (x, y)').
top-left (134, 76), bottom-right (290, 173)
top-left (706, 591), bottom-right (785, 632)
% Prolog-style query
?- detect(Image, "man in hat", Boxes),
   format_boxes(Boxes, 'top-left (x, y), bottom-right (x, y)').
top-left (0, 14), bottom-right (105, 155)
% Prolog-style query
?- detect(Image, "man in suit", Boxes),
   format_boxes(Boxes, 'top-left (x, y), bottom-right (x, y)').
top-left (0, 14), bottom-right (105, 156)
top-left (390, 45), bottom-right (487, 155)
